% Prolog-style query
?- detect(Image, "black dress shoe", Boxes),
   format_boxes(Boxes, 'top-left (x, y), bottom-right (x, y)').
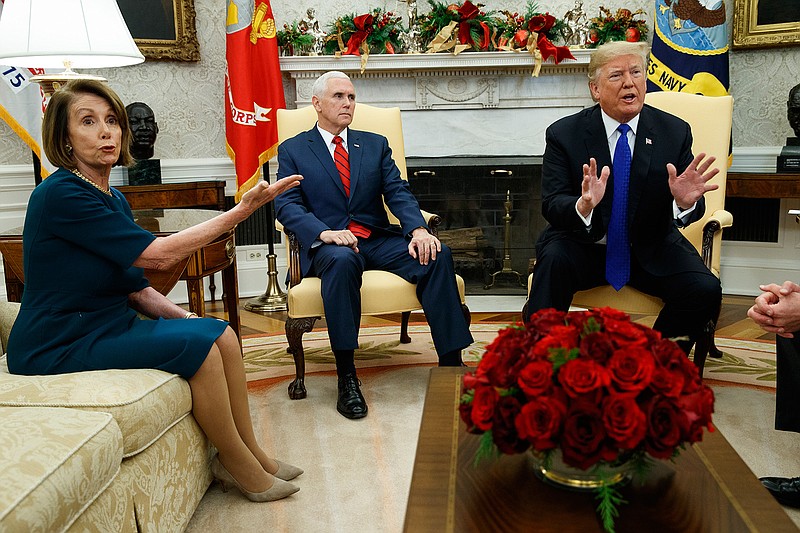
top-left (760, 476), bottom-right (800, 508)
top-left (337, 372), bottom-right (368, 419)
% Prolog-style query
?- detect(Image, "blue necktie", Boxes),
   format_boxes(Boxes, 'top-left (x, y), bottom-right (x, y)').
top-left (606, 123), bottom-right (631, 291)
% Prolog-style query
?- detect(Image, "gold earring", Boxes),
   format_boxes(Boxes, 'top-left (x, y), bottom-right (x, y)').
top-left (66, 144), bottom-right (72, 153)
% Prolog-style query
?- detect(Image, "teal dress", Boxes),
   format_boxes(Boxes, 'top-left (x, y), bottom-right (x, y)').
top-left (6, 168), bottom-right (227, 378)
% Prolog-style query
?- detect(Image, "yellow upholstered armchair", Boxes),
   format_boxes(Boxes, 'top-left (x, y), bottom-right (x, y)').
top-left (528, 92), bottom-right (734, 376)
top-left (276, 104), bottom-right (470, 399)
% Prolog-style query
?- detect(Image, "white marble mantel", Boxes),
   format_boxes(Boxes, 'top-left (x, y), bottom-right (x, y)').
top-left (280, 50), bottom-right (595, 158)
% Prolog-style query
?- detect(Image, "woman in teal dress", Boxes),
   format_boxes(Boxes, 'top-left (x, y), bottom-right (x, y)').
top-left (6, 79), bottom-right (303, 502)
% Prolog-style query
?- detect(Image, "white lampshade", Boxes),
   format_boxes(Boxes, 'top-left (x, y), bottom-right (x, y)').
top-left (0, 0), bottom-right (145, 69)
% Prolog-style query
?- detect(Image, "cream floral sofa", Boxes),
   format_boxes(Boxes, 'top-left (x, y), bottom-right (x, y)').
top-left (0, 301), bottom-right (213, 532)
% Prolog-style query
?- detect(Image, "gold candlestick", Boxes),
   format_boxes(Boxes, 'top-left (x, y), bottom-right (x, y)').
top-left (485, 190), bottom-right (526, 289)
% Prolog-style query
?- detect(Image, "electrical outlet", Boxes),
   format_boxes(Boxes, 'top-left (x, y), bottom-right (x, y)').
top-left (247, 251), bottom-right (263, 261)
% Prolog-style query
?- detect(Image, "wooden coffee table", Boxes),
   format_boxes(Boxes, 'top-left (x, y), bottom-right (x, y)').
top-left (404, 368), bottom-right (797, 532)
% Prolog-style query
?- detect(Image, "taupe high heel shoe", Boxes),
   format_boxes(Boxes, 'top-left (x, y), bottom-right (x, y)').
top-left (272, 459), bottom-right (304, 481)
top-left (212, 456), bottom-right (299, 502)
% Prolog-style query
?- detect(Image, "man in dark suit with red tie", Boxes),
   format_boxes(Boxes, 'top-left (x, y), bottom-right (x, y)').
top-left (274, 71), bottom-right (473, 420)
top-left (523, 41), bottom-right (722, 354)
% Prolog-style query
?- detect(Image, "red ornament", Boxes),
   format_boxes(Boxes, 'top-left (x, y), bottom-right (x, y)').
top-left (625, 27), bottom-right (641, 42)
top-left (588, 28), bottom-right (600, 43)
top-left (514, 29), bottom-right (530, 47)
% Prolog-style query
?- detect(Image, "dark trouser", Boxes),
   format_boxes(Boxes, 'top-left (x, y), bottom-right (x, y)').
top-left (525, 238), bottom-right (721, 351)
top-left (776, 335), bottom-right (800, 433)
top-left (310, 234), bottom-right (473, 358)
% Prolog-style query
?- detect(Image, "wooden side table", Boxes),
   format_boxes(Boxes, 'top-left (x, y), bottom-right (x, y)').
top-left (727, 172), bottom-right (800, 198)
top-left (0, 209), bottom-right (241, 340)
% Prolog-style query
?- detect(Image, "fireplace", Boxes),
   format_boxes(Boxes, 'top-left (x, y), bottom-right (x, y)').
top-left (279, 51), bottom-right (594, 294)
top-left (407, 156), bottom-right (544, 294)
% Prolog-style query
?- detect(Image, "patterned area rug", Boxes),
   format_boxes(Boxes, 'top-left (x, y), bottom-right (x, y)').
top-left (242, 324), bottom-right (777, 389)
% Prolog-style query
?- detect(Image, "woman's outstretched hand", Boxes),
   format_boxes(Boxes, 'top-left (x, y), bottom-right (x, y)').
top-left (239, 174), bottom-right (303, 213)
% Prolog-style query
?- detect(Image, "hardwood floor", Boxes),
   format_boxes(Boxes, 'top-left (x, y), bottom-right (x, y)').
top-left (202, 293), bottom-right (773, 342)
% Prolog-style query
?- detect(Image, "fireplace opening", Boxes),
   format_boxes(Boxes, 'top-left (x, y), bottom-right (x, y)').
top-left (407, 156), bottom-right (545, 295)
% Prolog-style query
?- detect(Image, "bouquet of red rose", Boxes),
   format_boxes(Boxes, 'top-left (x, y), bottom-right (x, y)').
top-left (460, 307), bottom-right (714, 532)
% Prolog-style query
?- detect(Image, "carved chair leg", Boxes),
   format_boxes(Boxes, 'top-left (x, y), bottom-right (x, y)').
top-left (708, 303), bottom-right (724, 359)
top-left (400, 311), bottom-right (412, 344)
top-left (692, 319), bottom-right (717, 379)
top-left (285, 317), bottom-right (317, 400)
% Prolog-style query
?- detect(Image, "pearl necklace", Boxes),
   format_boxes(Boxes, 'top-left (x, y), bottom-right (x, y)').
top-left (71, 168), bottom-right (112, 196)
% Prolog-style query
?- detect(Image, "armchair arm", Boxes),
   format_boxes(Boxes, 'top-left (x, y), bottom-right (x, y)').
top-left (421, 210), bottom-right (443, 237)
top-left (284, 230), bottom-right (304, 287)
top-left (701, 209), bottom-right (733, 271)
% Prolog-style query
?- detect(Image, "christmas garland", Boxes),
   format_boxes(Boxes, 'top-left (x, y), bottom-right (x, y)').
top-left (418, 0), bottom-right (501, 52)
top-left (586, 7), bottom-right (648, 48)
top-left (324, 9), bottom-right (405, 56)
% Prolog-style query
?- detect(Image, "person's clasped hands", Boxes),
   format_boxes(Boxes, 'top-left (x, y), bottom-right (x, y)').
top-left (748, 281), bottom-right (800, 338)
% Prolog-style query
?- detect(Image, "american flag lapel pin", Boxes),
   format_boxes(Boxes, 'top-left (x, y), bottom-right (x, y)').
top-left (645, 138), bottom-right (652, 145)
top-left (353, 143), bottom-right (360, 148)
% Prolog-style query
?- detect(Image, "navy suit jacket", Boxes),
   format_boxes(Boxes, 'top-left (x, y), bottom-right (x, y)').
top-left (537, 103), bottom-right (708, 277)
top-left (274, 126), bottom-right (427, 276)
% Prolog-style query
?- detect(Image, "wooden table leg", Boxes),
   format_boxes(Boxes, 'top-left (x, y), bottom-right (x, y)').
top-left (221, 258), bottom-right (241, 341)
top-left (186, 279), bottom-right (206, 317)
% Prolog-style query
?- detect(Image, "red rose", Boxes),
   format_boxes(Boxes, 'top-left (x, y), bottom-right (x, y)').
top-left (561, 401), bottom-right (611, 469)
top-left (676, 387), bottom-right (715, 436)
top-left (530, 334), bottom-right (568, 359)
top-left (477, 327), bottom-right (530, 387)
top-left (607, 347), bottom-right (655, 393)
top-left (604, 319), bottom-right (648, 348)
top-left (515, 393), bottom-right (567, 450)
top-left (517, 360), bottom-right (553, 397)
top-left (649, 366), bottom-right (685, 398)
top-left (579, 331), bottom-right (615, 363)
top-left (650, 338), bottom-right (685, 367)
top-left (492, 396), bottom-right (530, 454)
top-left (548, 325), bottom-right (580, 349)
top-left (558, 358), bottom-right (610, 399)
top-left (527, 308), bottom-right (566, 332)
top-left (602, 394), bottom-right (646, 449)
top-left (643, 396), bottom-right (689, 459)
top-left (470, 384), bottom-right (498, 431)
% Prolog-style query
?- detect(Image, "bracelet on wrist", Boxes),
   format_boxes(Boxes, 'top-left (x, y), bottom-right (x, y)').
top-left (184, 312), bottom-right (198, 319)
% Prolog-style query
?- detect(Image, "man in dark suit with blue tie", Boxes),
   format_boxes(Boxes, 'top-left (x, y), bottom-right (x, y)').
top-left (523, 41), bottom-right (722, 354)
top-left (274, 71), bottom-right (473, 419)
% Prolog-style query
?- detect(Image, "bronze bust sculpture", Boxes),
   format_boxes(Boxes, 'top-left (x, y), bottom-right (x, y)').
top-left (788, 83), bottom-right (800, 139)
top-left (779, 83), bottom-right (800, 172)
top-left (125, 102), bottom-right (162, 185)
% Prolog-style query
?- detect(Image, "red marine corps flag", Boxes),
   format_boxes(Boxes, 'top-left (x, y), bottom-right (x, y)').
top-left (225, 0), bottom-right (285, 200)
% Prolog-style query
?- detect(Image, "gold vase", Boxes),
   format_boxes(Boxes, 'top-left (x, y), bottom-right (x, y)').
top-left (529, 449), bottom-right (632, 491)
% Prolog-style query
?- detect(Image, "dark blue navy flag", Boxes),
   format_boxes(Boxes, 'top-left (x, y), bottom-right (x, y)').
top-left (647, 0), bottom-right (729, 96)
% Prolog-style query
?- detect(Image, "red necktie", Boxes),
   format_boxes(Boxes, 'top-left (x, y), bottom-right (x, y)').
top-left (332, 135), bottom-right (371, 238)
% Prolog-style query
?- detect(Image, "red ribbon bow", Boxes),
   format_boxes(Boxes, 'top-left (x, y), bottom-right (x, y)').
top-left (528, 14), bottom-right (576, 64)
top-left (345, 13), bottom-right (374, 55)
